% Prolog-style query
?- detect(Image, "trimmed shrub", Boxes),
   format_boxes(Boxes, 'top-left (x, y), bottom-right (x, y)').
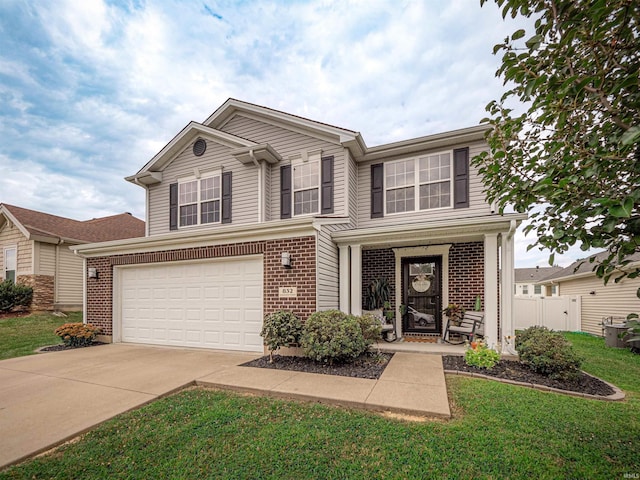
top-left (0, 280), bottom-right (33, 313)
top-left (358, 313), bottom-right (383, 346)
top-left (514, 325), bottom-right (549, 351)
top-left (516, 326), bottom-right (583, 380)
top-left (465, 341), bottom-right (501, 369)
top-left (55, 323), bottom-right (101, 347)
top-left (300, 310), bottom-right (368, 364)
top-left (260, 310), bottom-right (302, 362)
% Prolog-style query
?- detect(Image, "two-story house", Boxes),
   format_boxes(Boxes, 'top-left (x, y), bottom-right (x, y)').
top-left (73, 99), bottom-right (526, 352)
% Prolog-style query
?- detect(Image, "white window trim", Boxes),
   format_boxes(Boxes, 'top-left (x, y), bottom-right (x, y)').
top-left (3, 245), bottom-right (17, 281)
top-left (292, 151), bottom-right (321, 217)
top-left (383, 151), bottom-right (454, 216)
top-left (177, 171), bottom-right (222, 228)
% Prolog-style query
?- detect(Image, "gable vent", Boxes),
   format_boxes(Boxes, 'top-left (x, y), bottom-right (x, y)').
top-left (193, 138), bottom-right (207, 156)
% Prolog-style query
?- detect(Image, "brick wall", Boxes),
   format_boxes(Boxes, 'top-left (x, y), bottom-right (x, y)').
top-left (263, 237), bottom-right (316, 320)
top-left (17, 274), bottom-right (54, 311)
top-left (448, 242), bottom-right (484, 311)
top-left (86, 236), bottom-right (316, 337)
top-left (362, 248), bottom-right (395, 311)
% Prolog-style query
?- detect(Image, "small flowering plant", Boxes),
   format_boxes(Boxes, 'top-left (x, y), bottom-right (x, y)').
top-left (464, 339), bottom-right (501, 369)
top-left (55, 323), bottom-right (101, 347)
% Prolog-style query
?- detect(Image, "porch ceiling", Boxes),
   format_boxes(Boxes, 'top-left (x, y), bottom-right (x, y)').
top-left (331, 214), bottom-right (526, 249)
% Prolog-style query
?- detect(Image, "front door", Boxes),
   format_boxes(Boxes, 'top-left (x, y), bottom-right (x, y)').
top-left (402, 257), bottom-right (442, 334)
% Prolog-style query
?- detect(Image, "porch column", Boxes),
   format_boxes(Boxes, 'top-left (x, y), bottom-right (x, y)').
top-left (339, 245), bottom-right (350, 314)
top-left (501, 231), bottom-right (516, 354)
top-left (484, 233), bottom-right (499, 348)
top-left (350, 244), bottom-right (362, 316)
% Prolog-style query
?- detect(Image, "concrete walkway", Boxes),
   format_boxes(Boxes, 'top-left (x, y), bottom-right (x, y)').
top-left (0, 344), bottom-right (449, 469)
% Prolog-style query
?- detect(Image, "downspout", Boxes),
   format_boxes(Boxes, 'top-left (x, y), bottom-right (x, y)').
top-left (72, 248), bottom-right (88, 326)
top-left (133, 177), bottom-right (150, 237)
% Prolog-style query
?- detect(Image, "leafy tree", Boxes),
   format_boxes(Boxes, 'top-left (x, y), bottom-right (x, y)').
top-left (474, 0), bottom-right (640, 287)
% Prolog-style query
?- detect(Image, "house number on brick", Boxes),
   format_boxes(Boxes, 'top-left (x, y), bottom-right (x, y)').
top-left (279, 287), bottom-right (297, 298)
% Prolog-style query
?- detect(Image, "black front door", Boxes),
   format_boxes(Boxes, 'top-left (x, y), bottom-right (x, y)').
top-left (402, 257), bottom-right (442, 334)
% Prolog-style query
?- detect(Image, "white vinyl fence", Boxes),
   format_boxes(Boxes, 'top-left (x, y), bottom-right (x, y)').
top-left (513, 296), bottom-right (581, 332)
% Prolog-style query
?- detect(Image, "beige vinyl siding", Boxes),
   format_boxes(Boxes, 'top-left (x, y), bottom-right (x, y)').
top-left (0, 222), bottom-right (32, 276)
top-left (220, 114), bottom-right (346, 220)
top-left (147, 141), bottom-right (259, 236)
top-left (316, 223), bottom-right (351, 310)
top-left (356, 140), bottom-right (492, 228)
top-left (557, 274), bottom-right (640, 336)
top-left (55, 244), bottom-right (83, 305)
top-left (264, 163), bottom-right (272, 221)
top-left (37, 243), bottom-right (56, 276)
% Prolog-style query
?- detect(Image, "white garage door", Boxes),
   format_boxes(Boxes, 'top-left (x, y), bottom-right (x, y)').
top-left (119, 256), bottom-right (263, 352)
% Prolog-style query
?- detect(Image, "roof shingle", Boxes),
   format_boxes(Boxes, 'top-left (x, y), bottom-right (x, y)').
top-left (0, 203), bottom-right (144, 243)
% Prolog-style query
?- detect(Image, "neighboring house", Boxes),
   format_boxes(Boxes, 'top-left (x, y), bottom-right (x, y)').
top-left (0, 204), bottom-right (144, 311)
top-left (72, 98), bottom-right (526, 352)
top-left (542, 251), bottom-right (640, 336)
top-left (514, 266), bottom-right (562, 297)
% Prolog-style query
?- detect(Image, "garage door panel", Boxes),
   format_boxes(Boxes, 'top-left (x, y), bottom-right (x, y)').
top-left (120, 257), bottom-right (263, 352)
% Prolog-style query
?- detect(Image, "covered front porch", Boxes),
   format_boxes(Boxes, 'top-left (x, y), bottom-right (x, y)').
top-left (332, 215), bottom-right (525, 353)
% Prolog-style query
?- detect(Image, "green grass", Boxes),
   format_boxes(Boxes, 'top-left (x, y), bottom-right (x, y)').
top-left (1, 332), bottom-right (639, 479)
top-left (0, 312), bottom-right (82, 360)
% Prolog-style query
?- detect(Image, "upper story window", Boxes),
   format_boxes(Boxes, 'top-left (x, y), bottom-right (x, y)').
top-left (293, 158), bottom-right (319, 216)
top-left (281, 153), bottom-right (333, 219)
top-left (370, 147), bottom-right (468, 219)
top-left (384, 152), bottom-right (452, 215)
top-left (178, 174), bottom-right (221, 227)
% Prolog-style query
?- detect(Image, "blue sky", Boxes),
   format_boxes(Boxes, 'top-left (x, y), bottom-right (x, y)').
top-left (0, 0), bottom-right (589, 267)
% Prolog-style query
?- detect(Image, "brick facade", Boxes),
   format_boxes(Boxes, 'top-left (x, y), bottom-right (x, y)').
top-left (361, 242), bottom-right (486, 315)
top-left (362, 248), bottom-right (396, 311)
top-left (17, 274), bottom-right (54, 311)
top-left (448, 242), bottom-right (485, 311)
top-left (86, 236), bottom-right (316, 337)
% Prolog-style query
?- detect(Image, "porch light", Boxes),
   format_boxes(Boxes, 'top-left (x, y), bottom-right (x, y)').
top-left (88, 267), bottom-right (98, 279)
top-left (281, 252), bottom-right (292, 269)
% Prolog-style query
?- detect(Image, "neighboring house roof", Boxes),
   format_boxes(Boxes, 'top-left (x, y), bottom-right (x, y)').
top-left (0, 203), bottom-right (145, 244)
top-left (514, 266), bottom-right (564, 283)
top-left (542, 251), bottom-right (640, 283)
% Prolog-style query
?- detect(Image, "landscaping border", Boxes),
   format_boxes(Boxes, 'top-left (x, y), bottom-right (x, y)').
top-left (443, 368), bottom-right (625, 401)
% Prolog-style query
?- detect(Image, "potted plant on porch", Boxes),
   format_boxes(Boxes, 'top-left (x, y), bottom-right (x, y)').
top-left (443, 303), bottom-right (465, 326)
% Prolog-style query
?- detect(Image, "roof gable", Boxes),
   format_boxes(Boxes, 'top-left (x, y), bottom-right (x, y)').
top-left (0, 204), bottom-right (145, 244)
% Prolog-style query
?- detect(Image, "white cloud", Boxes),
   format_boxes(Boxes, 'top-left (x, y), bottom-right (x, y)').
top-left (1, 0), bottom-right (574, 267)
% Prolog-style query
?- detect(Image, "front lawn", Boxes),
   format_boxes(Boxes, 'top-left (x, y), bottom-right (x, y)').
top-left (0, 312), bottom-right (81, 360)
top-left (1, 332), bottom-right (638, 479)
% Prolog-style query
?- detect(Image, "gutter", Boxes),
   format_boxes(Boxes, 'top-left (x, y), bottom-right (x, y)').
top-left (71, 217), bottom-right (327, 257)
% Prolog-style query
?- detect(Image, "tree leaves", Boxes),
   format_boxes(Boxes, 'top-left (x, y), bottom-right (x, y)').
top-left (473, 0), bottom-right (640, 283)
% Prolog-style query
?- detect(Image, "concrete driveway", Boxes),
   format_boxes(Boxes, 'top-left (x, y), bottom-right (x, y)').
top-left (0, 344), bottom-right (259, 469)
top-left (0, 343), bottom-right (451, 470)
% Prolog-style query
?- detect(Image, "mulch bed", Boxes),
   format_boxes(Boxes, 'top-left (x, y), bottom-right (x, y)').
top-left (442, 355), bottom-right (615, 397)
top-left (39, 342), bottom-right (106, 352)
top-left (242, 352), bottom-right (394, 380)
top-left (244, 352), bottom-right (616, 397)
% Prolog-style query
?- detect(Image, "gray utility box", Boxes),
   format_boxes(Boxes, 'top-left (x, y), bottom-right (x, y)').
top-left (604, 324), bottom-right (629, 348)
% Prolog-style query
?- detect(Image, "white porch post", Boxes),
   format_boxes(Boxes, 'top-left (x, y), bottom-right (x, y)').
top-left (339, 245), bottom-right (351, 314)
top-left (350, 244), bottom-right (362, 315)
top-left (500, 231), bottom-right (516, 354)
top-left (484, 233), bottom-right (499, 348)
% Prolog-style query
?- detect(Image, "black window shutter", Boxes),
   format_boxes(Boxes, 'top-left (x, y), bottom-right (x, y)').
top-left (453, 147), bottom-right (469, 209)
top-left (320, 156), bottom-right (334, 214)
top-left (280, 165), bottom-right (292, 219)
top-left (222, 171), bottom-right (232, 224)
top-left (169, 183), bottom-right (178, 230)
top-left (371, 163), bottom-right (384, 218)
